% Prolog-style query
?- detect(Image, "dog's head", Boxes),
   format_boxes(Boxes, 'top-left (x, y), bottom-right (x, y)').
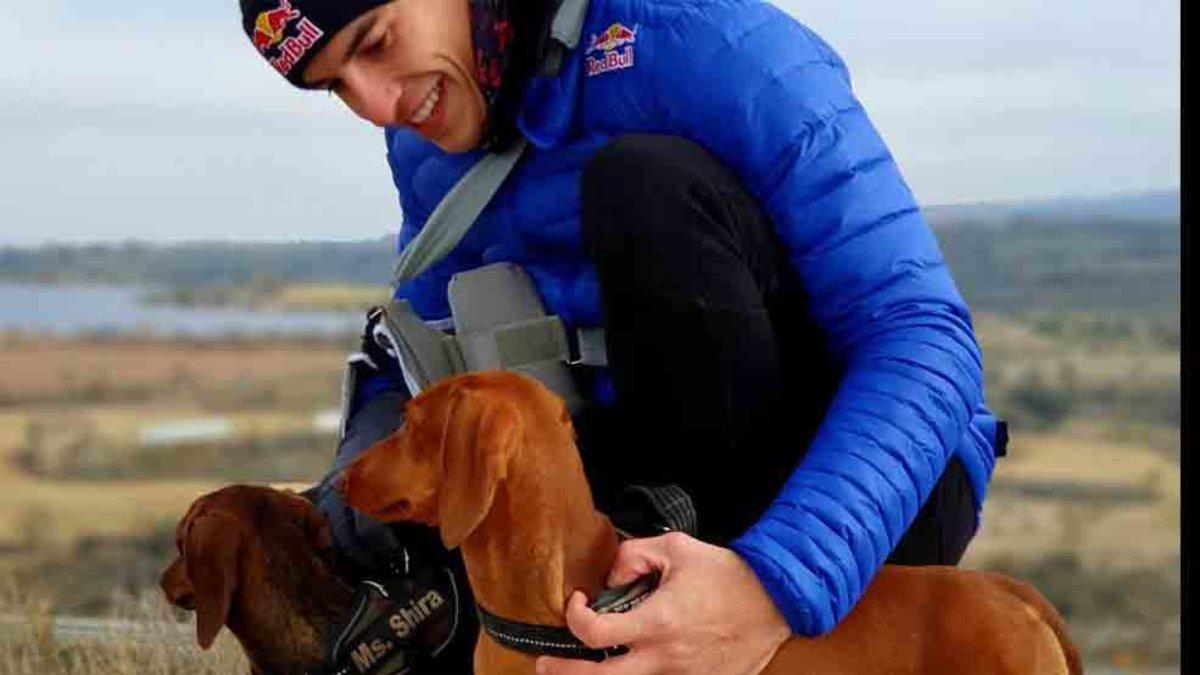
top-left (340, 371), bottom-right (568, 550)
top-left (159, 485), bottom-right (348, 665)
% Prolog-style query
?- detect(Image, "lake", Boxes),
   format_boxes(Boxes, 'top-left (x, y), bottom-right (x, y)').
top-left (0, 281), bottom-right (362, 336)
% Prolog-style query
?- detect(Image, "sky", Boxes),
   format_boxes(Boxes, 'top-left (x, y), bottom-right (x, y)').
top-left (0, 0), bottom-right (1180, 245)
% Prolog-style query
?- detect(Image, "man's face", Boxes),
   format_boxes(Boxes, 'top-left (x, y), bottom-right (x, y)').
top-left (303, 0), bottom-right (486, 152)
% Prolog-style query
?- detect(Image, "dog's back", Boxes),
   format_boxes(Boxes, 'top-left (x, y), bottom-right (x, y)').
top-left (764, 566), bottom-right (1079, 675)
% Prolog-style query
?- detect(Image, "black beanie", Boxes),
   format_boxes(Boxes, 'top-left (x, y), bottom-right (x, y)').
top-left (239, 0), bottom-right (389, 87)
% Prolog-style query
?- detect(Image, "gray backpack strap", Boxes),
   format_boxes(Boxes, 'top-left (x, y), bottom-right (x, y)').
top-left (551, 0), bottom-right (589, 49)
top-left (390, 138), bottom-right (528, 291)
top-left (541, 0), bottom-right (591, 75)
top-left (448, 263), bottom-right (589, 413)
top-left (375, 300), bottom-right (466, 394)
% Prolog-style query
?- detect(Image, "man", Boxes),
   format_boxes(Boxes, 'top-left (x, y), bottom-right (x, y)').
top-left (238, 0), bottom-right (1007, 672)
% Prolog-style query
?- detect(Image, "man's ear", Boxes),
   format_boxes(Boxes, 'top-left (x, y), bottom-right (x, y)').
top-left (437, 387), bottom-right (520, 549)
top-left (183, 515), bottom-right (242, 650)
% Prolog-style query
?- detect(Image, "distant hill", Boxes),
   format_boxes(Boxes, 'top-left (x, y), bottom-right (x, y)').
top-left (0, 190), bottom-right (1180, 314)
top-left (0, 238), bottom-right (396, 287)
top-left (926, 189), bottom-right (1180, 229)
top-left (928, 190), bottom-right (1179, 313)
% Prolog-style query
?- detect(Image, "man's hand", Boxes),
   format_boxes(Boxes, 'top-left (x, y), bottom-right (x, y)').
top-left (535, 532), bottom-right (790, 675)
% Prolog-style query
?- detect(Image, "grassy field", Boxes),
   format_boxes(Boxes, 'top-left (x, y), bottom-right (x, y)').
top-left (0, 334), bottom-right (350, 406)
top-left (272, 282), bottom-right (384, 311)
top-left (0, 307), bottom-right (1180, 668)
top-left (0, 337), bottom-right (345, 545)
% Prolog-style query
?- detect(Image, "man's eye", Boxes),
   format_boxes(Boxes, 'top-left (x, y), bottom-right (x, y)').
top-left (362, 33), bottom-right (388, 56)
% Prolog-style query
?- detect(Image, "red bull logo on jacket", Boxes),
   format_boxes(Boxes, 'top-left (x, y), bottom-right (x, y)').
top-left (251, 0), bottom-right (325, 77)
top-left (585, 22), bottom-right (637, 77)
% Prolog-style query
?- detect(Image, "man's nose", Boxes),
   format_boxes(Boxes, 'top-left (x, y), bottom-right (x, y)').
top-left (339, 66), bottom-right (401, 127)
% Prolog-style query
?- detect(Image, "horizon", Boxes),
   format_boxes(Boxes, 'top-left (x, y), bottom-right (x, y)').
top-left (0, 187), bottom-right (1180, 249)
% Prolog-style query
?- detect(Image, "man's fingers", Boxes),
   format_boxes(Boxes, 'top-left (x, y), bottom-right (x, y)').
top-left (564, 590), bottom-right (661, 649)
top-left (536, 646), bottom-right (656, 675)
top-left (606, 535), bottom-right (672, 588)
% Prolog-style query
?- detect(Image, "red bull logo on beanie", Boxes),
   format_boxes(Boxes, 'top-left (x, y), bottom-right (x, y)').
top-left (252, 0), bottom-right (300, 51)
top-left (585, 22), bottom-right (637, 77)
top-left (251, 0), bottom-right (325, 77)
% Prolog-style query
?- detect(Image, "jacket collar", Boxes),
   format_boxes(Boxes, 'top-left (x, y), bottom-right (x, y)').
top-left (517, 0), bottom-right (595, 149)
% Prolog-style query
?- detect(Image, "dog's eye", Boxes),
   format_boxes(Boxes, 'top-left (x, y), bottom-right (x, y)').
top-left (383, 498), bottom-right (412, 516)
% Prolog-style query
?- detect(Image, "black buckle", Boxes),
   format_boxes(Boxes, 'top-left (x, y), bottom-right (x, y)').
top-left (564, 325), bottom-right (583, 365)
top-left (994, 420), bottom-right (1009, 458)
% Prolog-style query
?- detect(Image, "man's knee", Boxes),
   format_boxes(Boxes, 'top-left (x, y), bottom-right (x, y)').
top-left (586, 133), bottom-right (733, 198)
top-left (580, 133), bottom-right (748, 254)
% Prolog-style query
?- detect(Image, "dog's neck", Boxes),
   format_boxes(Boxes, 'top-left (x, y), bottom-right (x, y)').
top-left (459, 435), bottom-right (620, 628)
top-left (230, 543), bottom-right (355, 674)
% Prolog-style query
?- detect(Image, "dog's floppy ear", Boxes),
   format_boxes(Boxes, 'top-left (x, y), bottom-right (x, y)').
top-left (437, 386), bottom-right (520, 549)
top-left (303, 505), bottom-right (334, 552)
top-left (183, 515), bottom-right (242, 650)
top-left (280, 490), bottom-right (334, 552)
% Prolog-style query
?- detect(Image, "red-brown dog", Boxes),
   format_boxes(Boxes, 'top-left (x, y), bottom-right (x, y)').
top-left (159, 485), bottom-right (354, 674)
top-left (341, 371), bottom-right (1082, 675)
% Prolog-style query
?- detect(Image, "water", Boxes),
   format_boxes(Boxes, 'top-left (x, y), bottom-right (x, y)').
top-left (0, 281), bottom-right (362, 336)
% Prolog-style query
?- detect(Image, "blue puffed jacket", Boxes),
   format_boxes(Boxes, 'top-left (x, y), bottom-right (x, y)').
top-left (380, 0), bottom-right (1003, 636)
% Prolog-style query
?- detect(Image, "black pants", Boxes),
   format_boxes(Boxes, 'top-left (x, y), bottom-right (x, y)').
top-left (574, 134), bottom-right (976, 564)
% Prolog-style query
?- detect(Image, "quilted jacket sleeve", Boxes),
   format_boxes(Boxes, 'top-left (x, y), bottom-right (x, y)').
top-left (646, 2), bottom-right (985, 635)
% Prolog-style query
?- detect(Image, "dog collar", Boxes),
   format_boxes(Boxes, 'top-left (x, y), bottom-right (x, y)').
top-left (475, 571), bottom-right (659, 662)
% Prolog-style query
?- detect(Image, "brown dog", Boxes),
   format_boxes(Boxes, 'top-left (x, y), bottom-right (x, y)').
top-left (159, 485), bottom-right (354, 674)
top-left (341, 371), bottom-right (1083, 675)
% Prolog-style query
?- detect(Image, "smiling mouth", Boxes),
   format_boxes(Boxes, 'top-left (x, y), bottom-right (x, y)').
top-left (408, 77), bottom-right (443, 126)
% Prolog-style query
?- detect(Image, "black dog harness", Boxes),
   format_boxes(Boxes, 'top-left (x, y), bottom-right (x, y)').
top-left (309, 461), bottom-right (697, 674)
top-left (318, 567), bottom-right (463, 675)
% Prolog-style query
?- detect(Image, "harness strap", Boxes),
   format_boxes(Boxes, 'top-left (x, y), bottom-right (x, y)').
top-left (449, 262), bottom-right (608, 370)
top-left (610, 484), bottom-right (697, 538)
top-left (374, 265), bottom-right (603, 417)
top-left (541, 0), bottom-right (590, 75)
top-left (389, 138), bottom-right (528, 292)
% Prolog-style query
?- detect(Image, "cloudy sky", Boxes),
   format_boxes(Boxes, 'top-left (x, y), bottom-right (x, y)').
top-left (0, 0), bottom-right (1179, 245)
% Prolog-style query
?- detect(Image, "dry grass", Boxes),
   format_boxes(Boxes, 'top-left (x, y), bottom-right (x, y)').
top-left (7, 404), bottom-right (334, 449)
top-left (976, 312), bottom-right (1178, 391)
top-left (0, 335), bottom-right (349, 400)
top-left (993, 428), bottom-right (1179, 489)
top-left (0, 474), bottom-right (312, 548)
top-left (0, 583), bottom-right (248, 674)
top-left (273, 283), bottom-right (382, 311)
top-left (973, 312), bottom-right (1063, 357)
top-left (964, 428), bottom-right (1180, 567)
top-left (0, 475), bottom-right (218, 546)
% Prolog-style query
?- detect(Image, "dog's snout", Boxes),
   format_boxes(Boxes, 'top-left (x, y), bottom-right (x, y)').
top-left (159, 556), bottom-right (196, 611)
top-left (171, 588), bottom-right (197, 611)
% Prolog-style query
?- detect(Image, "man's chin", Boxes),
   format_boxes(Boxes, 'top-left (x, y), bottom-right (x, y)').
top-left (432, 129), bottom-right (485, 154)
